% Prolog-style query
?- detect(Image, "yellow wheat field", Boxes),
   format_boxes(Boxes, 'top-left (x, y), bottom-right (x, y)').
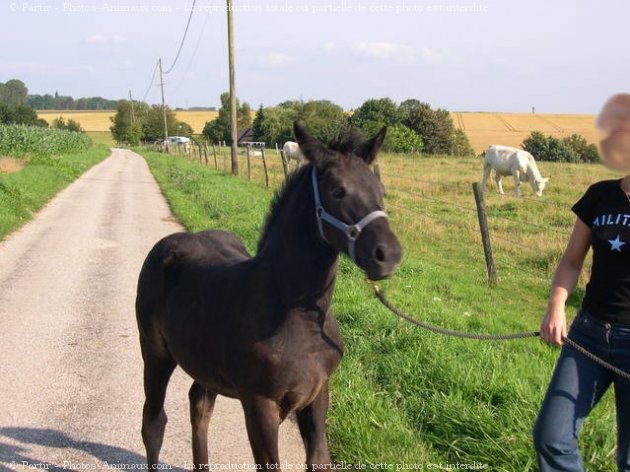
top-left (37, 110), bottom-right (219, 134)
top-left (451, 112), bottom-right (599, 153)
top-left (37, 110), bottom-right (598, 154)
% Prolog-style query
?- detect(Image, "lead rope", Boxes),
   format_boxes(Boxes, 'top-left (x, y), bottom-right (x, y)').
top-left (368, 281), bottom-right (630, 381)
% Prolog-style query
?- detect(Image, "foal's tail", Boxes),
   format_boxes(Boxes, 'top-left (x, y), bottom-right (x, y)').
top-left (135, 236), bottom-right (179, 344)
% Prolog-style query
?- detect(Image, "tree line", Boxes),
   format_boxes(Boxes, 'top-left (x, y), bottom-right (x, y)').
top-left (109, 90), bottom-right (598, 162)
top-left (26, 93), bottom-right (120, 110)
top-left (0, 79), bottom-right (87, 132)
top-left (198, 94), bottom-right (474, 156)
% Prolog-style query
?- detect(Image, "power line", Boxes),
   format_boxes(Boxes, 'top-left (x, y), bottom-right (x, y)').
top-left (163, 0), bottom-right (197, 74)
top-left (172, 9), bottom-right (211, 94)
top-left (141, 59), bottom-right (160, 102)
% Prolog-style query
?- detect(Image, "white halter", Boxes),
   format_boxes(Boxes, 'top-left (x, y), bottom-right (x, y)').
top-left (311, 166), bottom-right (388, 262)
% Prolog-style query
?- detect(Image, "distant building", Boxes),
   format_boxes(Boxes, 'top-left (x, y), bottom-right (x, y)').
top-left (237, 128), bottom-right (254, 145)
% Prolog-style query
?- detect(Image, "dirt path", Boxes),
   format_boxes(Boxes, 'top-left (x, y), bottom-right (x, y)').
top-left (0, 149), bottom-right (304, 471)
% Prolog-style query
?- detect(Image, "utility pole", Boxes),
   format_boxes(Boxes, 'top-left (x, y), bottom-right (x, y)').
top-left (227, 0), bottom-right (238, 175)
top-left (128, 89), bottom-right (135, 125)
top-left (158, 58), bottom-right (169, 151)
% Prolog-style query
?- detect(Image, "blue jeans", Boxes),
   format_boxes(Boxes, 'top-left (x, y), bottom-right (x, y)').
top-left (533, 309), bottom-right (630, 471)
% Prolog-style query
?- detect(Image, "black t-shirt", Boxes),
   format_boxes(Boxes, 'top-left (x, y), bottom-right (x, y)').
top-left (572, 179), bottom-right (630, 326)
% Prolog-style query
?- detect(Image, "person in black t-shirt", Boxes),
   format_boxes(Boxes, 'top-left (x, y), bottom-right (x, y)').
top-left (533, 94), bottom-right (630, 472)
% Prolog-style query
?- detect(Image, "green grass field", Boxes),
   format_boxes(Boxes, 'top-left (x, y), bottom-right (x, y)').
top-left (86, 131), bottom-right (116, 147)
top-left (140, 149), bottom-right (620, 471)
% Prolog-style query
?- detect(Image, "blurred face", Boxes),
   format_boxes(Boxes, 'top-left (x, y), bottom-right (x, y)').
top-left (600, 130), bottom-right (630, 172)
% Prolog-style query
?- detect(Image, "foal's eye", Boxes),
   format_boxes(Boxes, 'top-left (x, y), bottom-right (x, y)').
top-left (332, 187), bottom-right (346, 199)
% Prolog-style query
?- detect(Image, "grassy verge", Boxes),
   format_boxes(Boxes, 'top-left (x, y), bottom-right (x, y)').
top-left (0, 146), bottom-right (110, 240)
top-left (140, 149), bottom-right (618, 471)
top-left (86, 131), bottom-right (116, 147)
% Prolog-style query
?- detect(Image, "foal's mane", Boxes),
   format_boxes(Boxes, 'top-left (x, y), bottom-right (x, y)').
top-left (256, 165), bottom-right (312, 252)
top-left (327, 129), bottom-right (366, 154)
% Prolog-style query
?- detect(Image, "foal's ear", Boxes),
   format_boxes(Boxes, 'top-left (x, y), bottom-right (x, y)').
top-left (294, 122), bottom-right (329, 165)
top-left (358, 127), bottom-right (387, 165)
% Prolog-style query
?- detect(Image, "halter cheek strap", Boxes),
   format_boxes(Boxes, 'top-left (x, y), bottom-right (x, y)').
top-left (311, 166), bottom-right (388, 262)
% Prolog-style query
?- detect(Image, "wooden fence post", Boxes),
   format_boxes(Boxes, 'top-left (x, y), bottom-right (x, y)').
top-left (261, 148), bottom-right (269, 188)
top-left (222, 145), bottom-right (227, 172)
top-left (472, 182), bottom-right (498, 286)
top-left (211, 144), bottom-right (218, 169)
top-left (202, 145), bottom-right (208, 166)
top-left (246, 146), bottom-right (251, 180)
top-left (280, 150), bottom-right (288, 177)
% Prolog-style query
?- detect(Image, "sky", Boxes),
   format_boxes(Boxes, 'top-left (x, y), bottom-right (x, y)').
top-left (1, 0), bottom-right (629, 113)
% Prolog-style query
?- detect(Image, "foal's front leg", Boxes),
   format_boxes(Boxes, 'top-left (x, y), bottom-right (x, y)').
top-left (242, 396), bottom-right (281, 470)
top-left (297, 383), bottom-right (331, 470)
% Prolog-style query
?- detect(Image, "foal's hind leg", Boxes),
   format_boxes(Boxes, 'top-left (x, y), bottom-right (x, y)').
top-left (141, 346), bottom-right (176, 468)
top-left (242, 397), bottom-right (281, 470)
top-left (189, 381), bottom-right (218, 470)
top-left (297, 383), bottom-right (331, 469)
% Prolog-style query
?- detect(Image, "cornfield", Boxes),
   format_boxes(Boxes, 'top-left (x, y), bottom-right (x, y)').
top-left (0, 124), bottom-right (92, 156)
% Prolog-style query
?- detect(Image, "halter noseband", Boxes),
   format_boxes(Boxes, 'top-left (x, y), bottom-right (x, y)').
top-left (311, 166), bottom-right (388, 262)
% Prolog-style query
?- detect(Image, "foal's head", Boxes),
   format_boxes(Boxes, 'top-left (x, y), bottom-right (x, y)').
top-left (294, 122), bottom-right (402, 280)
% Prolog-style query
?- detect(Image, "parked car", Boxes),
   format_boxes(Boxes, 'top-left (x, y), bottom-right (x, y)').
top-left (164, 136), bottom-right (191, 146)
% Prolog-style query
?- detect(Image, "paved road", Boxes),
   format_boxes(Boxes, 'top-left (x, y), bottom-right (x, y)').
top-left (0, 149), bottom-right (303, 471)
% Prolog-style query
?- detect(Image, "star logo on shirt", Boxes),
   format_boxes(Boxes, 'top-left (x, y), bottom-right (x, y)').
top-left (608, 234), bottom-right (626, 252)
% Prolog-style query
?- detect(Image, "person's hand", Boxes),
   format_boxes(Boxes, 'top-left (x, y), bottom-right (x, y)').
top-left (540, 306), bottom-right (567, 345)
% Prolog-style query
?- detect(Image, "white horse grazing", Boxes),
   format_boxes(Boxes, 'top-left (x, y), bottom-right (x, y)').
top-left (481, 145), bottom-right (549, 197)
top-left (283, 141), bottom-right (306, 169)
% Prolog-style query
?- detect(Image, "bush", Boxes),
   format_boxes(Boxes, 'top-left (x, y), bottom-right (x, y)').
top-left (359, 122), bottom-right (423, 153)
top-left (350, 98), bottom-right (401, 129)
top-left (385, 124), bottom-right (423, 153)
top-left (0, 124), bottom-right (91, 156)
top-left (562, 133), bottom-right (600, 163)
top-left (251, 100), bottom-right (348, 146)
top-left (351, 98), bottom-right (472, 156)
top-left (51, 116), bottom-right (83, 133)
top-left (452, 128), bottom-right (475, 156)
top-left (522, 131), bottom-right (599, 163)
top-left (0, 104), bottom-right (48, 127)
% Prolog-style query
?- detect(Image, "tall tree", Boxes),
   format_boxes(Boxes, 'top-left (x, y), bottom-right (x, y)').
top-left (202, 92), bottom-right (252, 143)
top-left (400, 101), bottom-right (458, 155)
top-left (351, 98), bottom-right (400, 129)
top-left (0, 79), bottom-right (28, 107)
top-left (110, 100), bottom-right (191, 145)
